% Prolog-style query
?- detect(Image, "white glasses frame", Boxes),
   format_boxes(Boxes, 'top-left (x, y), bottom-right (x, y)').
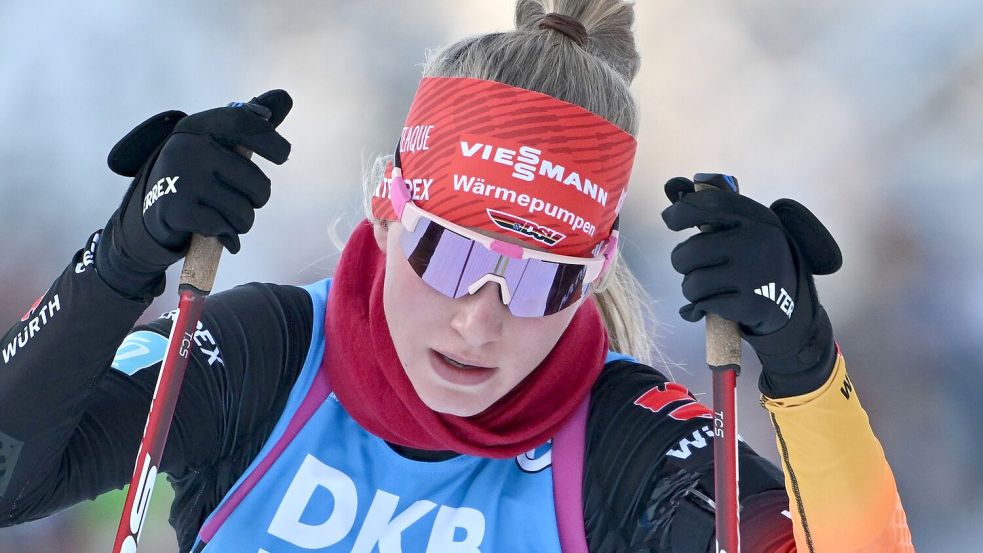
top-left (388, 167), bottom-right (619, 305)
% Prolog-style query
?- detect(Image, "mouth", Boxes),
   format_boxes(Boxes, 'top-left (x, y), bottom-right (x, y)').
top-left (429, 349), bottom-right (497, 386)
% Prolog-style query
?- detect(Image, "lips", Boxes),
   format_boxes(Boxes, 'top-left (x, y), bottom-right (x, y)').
top-left (429, 349), bottom-right (496, 386)
top-left (437, 350), bottom-right (493, 369)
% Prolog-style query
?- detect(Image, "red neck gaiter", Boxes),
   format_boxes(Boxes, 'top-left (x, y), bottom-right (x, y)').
top-left (323, 220), bottom-right (608, 459)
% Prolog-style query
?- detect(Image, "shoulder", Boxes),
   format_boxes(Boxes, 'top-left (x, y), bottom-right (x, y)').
top-left (207, 281), bottom-right (317, 321)
top-left (586, 356), bottom-right (715, 471)
top-left (589, 357), bottom-right (712, 435)
top-left (138, 281), bottom-right (317, 340)
top-left (583, 357), bottom-right (788, 551)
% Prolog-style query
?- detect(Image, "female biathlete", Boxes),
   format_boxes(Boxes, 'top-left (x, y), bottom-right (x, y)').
top-left (0, 1), bottom-right (913, 551)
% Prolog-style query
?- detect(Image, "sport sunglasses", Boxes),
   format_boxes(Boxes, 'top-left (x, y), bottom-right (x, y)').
top-left (388, 148), bottom-right (619, 317)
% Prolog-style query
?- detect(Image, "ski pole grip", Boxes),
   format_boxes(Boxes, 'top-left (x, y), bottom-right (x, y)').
top-left (178, 144), bottom-right (253, 294)
top-left (179, 235), bottom-right (224, 293)
top-left (694, 179), bottom-right (743, 369)
top-left (703, 313), bottom-right (742, 369)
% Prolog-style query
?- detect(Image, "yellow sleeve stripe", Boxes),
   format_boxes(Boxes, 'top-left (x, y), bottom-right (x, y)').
top-left (762, 353), bottom-right (915, 552)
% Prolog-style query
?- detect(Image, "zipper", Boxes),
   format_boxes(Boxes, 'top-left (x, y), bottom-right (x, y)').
top-left (770, 412), bottom-right (815, 553)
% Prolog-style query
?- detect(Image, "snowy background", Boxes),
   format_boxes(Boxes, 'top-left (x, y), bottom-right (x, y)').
top-left (2, 0), bottom-right (981, 550)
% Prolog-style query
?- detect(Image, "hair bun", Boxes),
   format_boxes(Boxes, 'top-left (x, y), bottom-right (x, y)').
top-left (516, 0), bottom-right (639, 83)
top-left (538, 13), bottom-right (589, 46)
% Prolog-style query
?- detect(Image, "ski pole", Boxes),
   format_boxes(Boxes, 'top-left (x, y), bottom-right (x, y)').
top-left (694, 174), bottom-right (742, 553)
top-left (112, 103), bottom-right (259, 553)
top-left (111, 236), bottom-right (224, 553)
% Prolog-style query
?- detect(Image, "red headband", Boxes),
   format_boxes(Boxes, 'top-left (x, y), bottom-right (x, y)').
top-left (371, 77), bottom-right (637, 257)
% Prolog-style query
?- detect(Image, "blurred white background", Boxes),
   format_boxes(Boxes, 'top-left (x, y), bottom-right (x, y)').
top-left (2, 0), bottom-right (981, 550)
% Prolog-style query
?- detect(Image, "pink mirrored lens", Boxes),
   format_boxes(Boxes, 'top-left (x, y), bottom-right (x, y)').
top-left (398, 218), bottom-right (588, 317)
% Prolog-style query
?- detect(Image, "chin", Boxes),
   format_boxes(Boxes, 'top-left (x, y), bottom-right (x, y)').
top-left (416, 387), bottom-right (491, 417)
top-left (429, 401), bottom-right (485, 417)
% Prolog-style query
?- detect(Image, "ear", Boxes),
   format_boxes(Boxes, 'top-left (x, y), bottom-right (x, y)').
top-left (597, 231), bottom-right (620, 282)
top-left (372, 221), bottom-right (388, 254)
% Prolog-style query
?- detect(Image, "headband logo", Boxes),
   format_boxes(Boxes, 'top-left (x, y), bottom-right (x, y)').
top-left (460, 140), bottom-right (610, 207)
top-left (486, 208), bottom-right (566, 247)
top-left (400, 124), bottom-right (435, 153)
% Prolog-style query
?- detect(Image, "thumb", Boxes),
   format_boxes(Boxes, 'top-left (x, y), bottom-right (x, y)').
top-left (770, 199), bottom-right (842, 275)
top-left (107, 110), bottom-right (188, 177)
top-left (248, 89), bottom-right (293, 128)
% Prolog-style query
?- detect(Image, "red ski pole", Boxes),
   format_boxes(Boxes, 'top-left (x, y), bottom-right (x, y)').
top-left (112, 234), bottom-right (223, 553)
top-left (705, 313), bottom-right (741, 553)
top-left (112, 137), bottom-right (253, 553)
top-left (694, 175), bottom-right (742, 553)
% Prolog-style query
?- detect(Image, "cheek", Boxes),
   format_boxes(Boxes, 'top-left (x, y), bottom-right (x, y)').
top-left (382, 233), bottom-right (450, 355)
top-left (500, 305), bottom-right (579, 379)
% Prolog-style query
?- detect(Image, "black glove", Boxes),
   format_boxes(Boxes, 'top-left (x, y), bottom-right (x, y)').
top-left (96, 90), bottom-right (293, 300)
top-left (662, 173), bottom-right (842, 397)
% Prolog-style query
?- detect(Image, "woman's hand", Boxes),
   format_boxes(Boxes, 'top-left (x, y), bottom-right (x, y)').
top-left (661, 174), bottom-right (843, 397)
top-left (95, 90), bottom-right (293, 300)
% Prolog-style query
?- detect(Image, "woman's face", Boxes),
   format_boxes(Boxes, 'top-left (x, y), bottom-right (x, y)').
top-left (374, 222), bottom-right (581, 417)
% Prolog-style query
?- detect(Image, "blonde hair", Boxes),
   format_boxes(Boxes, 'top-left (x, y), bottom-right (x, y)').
top-left (361, 0), bottom-right (655, 365)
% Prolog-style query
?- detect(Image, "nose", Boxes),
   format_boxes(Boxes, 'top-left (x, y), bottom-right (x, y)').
top-left (450, 280), bottom-right (507, 346)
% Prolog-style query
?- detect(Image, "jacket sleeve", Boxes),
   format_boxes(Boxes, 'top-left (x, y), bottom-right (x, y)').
top-left (0, 230), bottom-right (168, 521)
top-left (762, 349), bottom-right (914, 552)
